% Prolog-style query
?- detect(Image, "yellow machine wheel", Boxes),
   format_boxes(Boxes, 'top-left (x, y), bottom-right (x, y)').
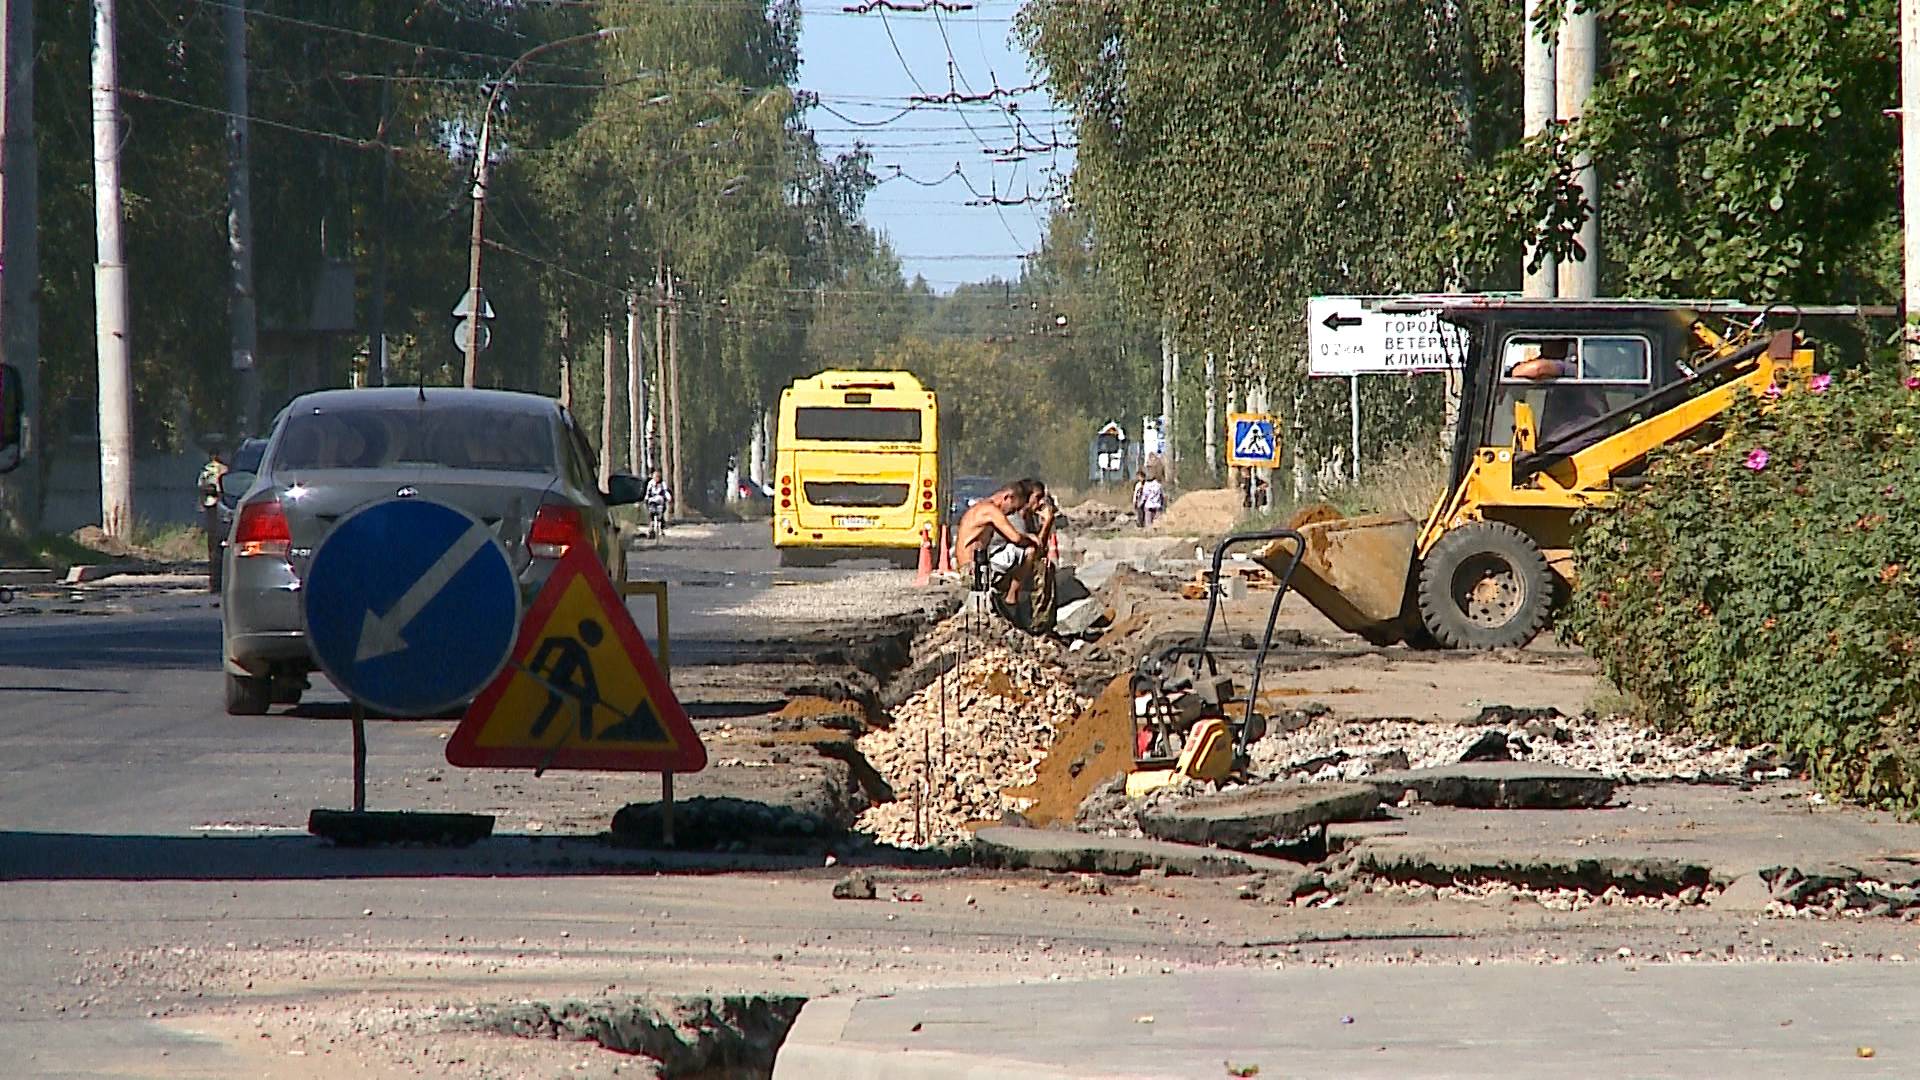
top-left (1416, 521), bottom-right (1553, 650)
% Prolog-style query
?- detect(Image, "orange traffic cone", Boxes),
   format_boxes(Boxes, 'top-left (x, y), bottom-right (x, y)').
top-left (938, 525), bottom-right (956, 573)
top-left (914, 527), bottom-right (934, 586)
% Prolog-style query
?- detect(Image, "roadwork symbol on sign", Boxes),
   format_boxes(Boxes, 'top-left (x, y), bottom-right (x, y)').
top-left (304, 498), bottom-right (519, 718)
top-left (1227, 413), bottom-right (1281, 468)
top-left (447, 544), bottom-right (704, 773)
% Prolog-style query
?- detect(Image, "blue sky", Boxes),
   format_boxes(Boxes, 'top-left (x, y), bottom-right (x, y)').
top-left (796, 1), bottom-right (1072, 291)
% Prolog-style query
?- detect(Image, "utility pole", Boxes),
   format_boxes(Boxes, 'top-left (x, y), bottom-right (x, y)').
top-left (367, 76), bottom-right (392, 388)
top-left (1557, 1), bottom-right (1600, 298)
top-left (223, 0), bottom-right (259, 430)
top-left (1167, 339), bottom-right (1180, 487)
top-left (91, 0), bottom-right (133, 538)
top-left (599, 320), bottom-right (616, 482)
top-left (667, 275), bottom-right (685, 511)
top-left (1202, 349), bottom-right (1217, 481)
top-left (556, 308), bottom-right (572, 409)
top-left (1158, 326), bottom-right (1173, 481)
top-left (654, 257), bottom-right (670, 488)
top-left (1522, 0), bottom-right (1558, 297)
top-left (0, 0), bottom-right (41, 534)
top-left (1904, 0), bottom-right (1920, 370)
top-left (627, 292), bottom-right (646, 474)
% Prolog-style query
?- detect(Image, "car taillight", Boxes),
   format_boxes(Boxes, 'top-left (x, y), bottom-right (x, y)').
top-left (528, 504), bottom-right (585, 558)
top-left (233, 499), bottom-right (291, 558)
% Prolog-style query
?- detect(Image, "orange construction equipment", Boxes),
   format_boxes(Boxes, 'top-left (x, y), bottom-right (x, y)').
top-left (938, 525), bottom-right (956, 573)
top-left (913, 526), bottom-right (933, 586)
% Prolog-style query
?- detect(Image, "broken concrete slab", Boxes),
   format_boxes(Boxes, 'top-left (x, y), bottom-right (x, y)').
top-left (1711, 871), bottom-right (1773, 912)
top-left (1137, 781), bottom-right (1382, 850)
top-left (831, 870), bottom-right (878, 900)
top-left (1353, 844), bottom-right (1714, 896)
top-left (973, 826), bottom-right (1304, 877)
top-left (1370, 762), bottom-right (1617, 810)
top-left (1054, 596), bottom-right (1110, 637)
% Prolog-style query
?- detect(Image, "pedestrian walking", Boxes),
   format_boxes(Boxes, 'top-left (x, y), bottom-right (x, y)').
top-left (1131, 470), bottom-right (1147, 528)
top-left (1139, 475), bottom-right (1165, 528)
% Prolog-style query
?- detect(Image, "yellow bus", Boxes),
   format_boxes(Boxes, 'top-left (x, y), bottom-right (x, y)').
top-left (773, 370), bottom-right (939, 566)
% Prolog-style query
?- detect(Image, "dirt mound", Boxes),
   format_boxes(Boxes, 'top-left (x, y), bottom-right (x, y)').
top-left (1006, 673), bottom-right (1137, 826)
top-left (1156, 488), bottom-right (1243, 535)
top-left (1062, 499), bottom-right (1129, 532)
top-left (71, 524), bottom-right (204, 564)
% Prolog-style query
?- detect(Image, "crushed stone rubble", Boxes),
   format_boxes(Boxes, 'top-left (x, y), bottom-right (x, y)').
top-left (1360, 879), bottom-right (1723, 912)
top-left (1246, 710), bottom-right (1772, 786)
top-left (856, 635), bottom-right (1090, 848)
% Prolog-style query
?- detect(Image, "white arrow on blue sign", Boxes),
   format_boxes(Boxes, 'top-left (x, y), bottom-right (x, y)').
top-left (303, 499), bottom-right (520, 717)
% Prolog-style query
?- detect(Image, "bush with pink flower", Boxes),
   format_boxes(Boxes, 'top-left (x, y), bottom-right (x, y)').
top-left (1565, 369), bottom-right (1920, 812)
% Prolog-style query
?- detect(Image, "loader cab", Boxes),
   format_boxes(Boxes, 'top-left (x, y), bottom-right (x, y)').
top-left (1442, 304), bottom-right (1707, 491)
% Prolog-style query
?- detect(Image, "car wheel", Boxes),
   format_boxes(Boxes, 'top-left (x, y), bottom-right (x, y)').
top-left (270, 675), bottom-right (307, 706)
top-left (225, 671), bottom-right (273, 716)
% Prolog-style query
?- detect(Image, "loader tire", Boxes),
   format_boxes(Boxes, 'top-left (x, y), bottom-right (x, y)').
top-left (1416, 521), bottom-right (1553, 651)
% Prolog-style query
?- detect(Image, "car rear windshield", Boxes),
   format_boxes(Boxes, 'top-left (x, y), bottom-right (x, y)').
top-left (793, 406), bottom-right (922, 443)
top-left (271, 406), bottom-right (556, 472)
top-left (231, 439), bottom-right (267, 473)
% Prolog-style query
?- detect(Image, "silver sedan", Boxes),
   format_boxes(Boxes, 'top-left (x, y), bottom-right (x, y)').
top-left (219, 387), bottom-right (641, 715)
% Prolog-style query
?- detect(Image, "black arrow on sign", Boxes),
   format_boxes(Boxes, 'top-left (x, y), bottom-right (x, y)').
top-left (1321, 312), bottom-right (1363, 331)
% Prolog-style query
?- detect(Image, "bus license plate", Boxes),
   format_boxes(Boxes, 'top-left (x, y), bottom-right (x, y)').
top-left (834, 515), bottom-right (876, 528)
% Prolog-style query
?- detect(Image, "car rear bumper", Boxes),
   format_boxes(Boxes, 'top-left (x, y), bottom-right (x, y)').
top-left (222, 553), bottom-right (564, 676)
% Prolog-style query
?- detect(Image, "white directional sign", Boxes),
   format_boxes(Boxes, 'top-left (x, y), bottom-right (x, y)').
top-left (451, 287), bottom-right (497, 320)
top-left (1308, 296), bottom-right (1467, 377)
top-left (452, 317), bottom-right (492, 354)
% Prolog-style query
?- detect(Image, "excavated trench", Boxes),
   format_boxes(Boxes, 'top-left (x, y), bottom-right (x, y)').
top-left (451, 992), bottom-right (807, 1079)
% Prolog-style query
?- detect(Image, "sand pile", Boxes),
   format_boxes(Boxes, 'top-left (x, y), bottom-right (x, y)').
top-left (1062, 499), bottom-right (1129, 531)
top-left (856, 641), bottom-right (1090, 847)
top-left (1155, 488), bottom-right (1244, 535)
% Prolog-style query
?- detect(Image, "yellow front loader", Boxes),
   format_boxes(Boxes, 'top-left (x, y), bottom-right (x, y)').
top-left (1261, 299), bottom-right (1818, 650)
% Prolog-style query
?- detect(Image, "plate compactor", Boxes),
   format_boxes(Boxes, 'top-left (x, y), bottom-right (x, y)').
top-left (1127, 529), bottom-right (1305, 796)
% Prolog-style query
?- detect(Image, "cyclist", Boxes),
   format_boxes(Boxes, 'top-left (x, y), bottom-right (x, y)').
top-left (643, 469), bottom-right (672, 537)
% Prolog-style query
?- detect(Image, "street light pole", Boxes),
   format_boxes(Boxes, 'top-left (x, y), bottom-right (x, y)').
top-left (463, 27), bottom-right (619, 387)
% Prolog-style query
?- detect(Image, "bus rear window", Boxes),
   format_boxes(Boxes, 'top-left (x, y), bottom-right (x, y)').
top-left (794, 407), bottom-right (922, 443)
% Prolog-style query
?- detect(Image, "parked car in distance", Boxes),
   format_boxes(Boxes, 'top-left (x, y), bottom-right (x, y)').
top-left (219, 387), bottom-right (643, 716)
top-left (208, 436), bottom-right (270, 593)
top-left (948, 474), bottom-right (999, 523)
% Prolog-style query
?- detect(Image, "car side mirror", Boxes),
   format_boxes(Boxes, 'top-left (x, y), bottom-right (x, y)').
top-left (0, 364), bottom-right (23, 474)
top-left (604, 473), bottom-right (645, 507)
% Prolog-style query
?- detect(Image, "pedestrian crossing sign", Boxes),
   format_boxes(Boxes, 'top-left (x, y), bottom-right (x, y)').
top-left (447, 545), bottom-right (705, 773)
top-left (1227, 413), bottom-right (1281, 467)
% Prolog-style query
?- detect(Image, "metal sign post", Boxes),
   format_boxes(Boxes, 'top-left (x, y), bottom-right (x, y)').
top-left (303, 498), bottom-right (519, 845)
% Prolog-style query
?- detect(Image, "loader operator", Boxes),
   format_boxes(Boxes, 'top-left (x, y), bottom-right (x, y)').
top-left (1507, 340), bottom-right (1609, 453)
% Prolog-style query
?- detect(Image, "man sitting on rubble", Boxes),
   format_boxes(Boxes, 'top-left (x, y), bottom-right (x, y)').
top-left (955, 480), bottom-right (1056, 624)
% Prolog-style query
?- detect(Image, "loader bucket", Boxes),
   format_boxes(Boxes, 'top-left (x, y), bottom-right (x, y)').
top-left (1255, 504), bottom-right (1421, 646)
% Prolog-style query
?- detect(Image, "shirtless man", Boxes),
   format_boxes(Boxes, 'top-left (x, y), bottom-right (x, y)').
top-left (955, 480), bottom-right (1044, 603)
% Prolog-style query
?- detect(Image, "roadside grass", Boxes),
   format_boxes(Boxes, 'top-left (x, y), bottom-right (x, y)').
top-left (0, 529), bottom-right (115, 572)
top-left (1241, 443), bottom-right (1449, 532)
top-left (0, 517), bottom-right (210, 571)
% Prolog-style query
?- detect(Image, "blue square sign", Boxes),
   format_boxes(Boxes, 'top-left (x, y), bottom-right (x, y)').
top-left (1227, 413), bottom-right (1281, 467)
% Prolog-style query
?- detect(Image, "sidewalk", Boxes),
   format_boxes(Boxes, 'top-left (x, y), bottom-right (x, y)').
top-left (774, 964), bottom-right (1920, 1078)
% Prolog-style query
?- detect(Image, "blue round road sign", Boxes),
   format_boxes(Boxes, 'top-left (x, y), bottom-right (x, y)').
top-left (303, 498), bottom-right (520, 717)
